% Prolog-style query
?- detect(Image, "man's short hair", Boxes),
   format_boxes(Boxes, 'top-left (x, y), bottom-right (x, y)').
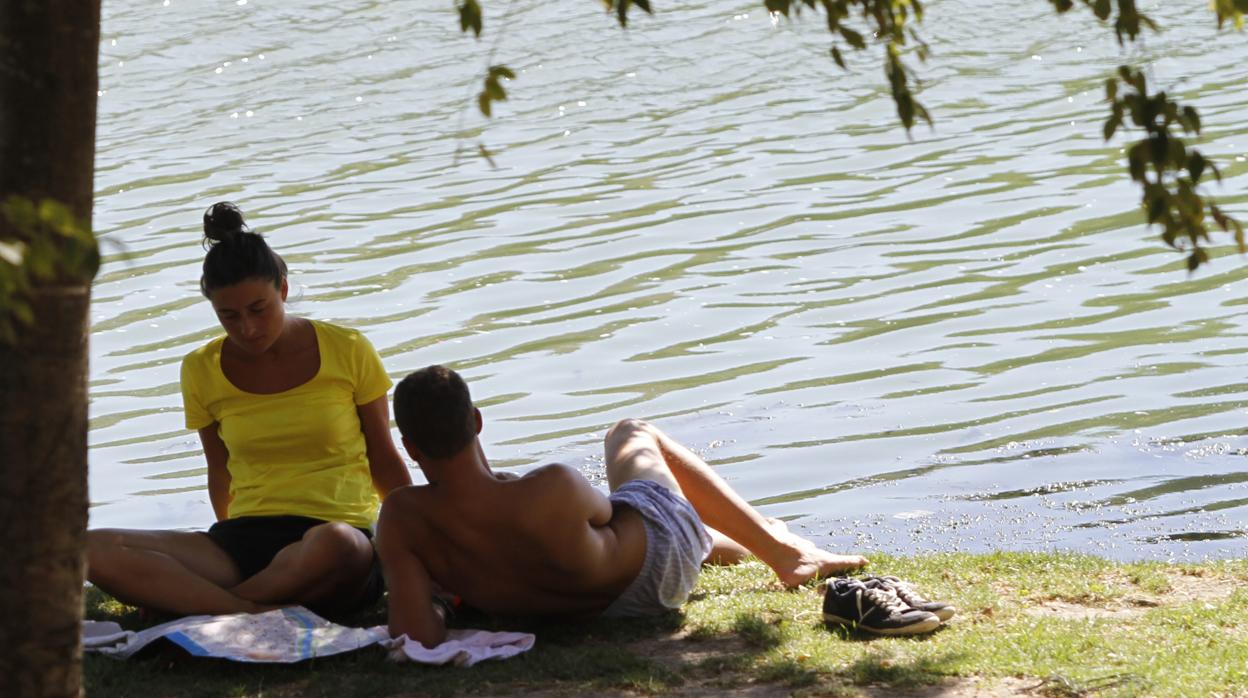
top-left (393, 365), bottom-right (476, 460)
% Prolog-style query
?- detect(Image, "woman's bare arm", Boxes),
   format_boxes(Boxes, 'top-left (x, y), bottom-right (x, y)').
top-left (357, 395), bottom-right (413, 497)
top-left (198, 425), bottom-right (231, 521)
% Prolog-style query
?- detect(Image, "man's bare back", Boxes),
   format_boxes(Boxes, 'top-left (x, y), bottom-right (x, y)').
top-left (381, 463), bottom-right (648, 618)
top-left (380, 366), bottom-right (868, 648)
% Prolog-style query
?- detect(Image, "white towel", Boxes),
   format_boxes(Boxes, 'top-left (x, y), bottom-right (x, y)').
top-left (82, 607), bottom-right (535, 666)
top-left (385, 630), bottom-right (537, 667)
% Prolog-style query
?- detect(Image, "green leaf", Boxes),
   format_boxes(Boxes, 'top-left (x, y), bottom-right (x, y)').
top-left (1182, 106), bottom-right (1202, 134)
top-left (1126, 142), bottom-right (1146, 181)
top-left (488, 65), bottom-right (516, 80)
top-left (1092, 0), bottom-right (1111, 20)
top-left (1166, 137), bottom-right (1186, 168)
top-left (1102, 113), bottom-right (1122, 141)
top-left (1187, 152), bottom-right (1207, 182)
top-left (1105, 77), bottom-right (1118, 102)
top-left (914, 101), bottom-right (932, 126)
top-left (457, 0), bottom-right (483, 37)
top-left (1187, 250), bottom-right (1203, 272)
top-left (477, 92), bottom-right (492, 117)
top-left (898, 96), bottom-right (914, 129)
top-left (485, 79), bottom-right (506, 101)
top-left (1149, 132), bottom-right (1169, 165)
top-left (831, 45), bottom-right (846, 69)
top-left (764, 0), bottom-right (791, 16)
top-left (1146, 193), bottom-right (1167, 223)
top-left (838, 26), bottom-right (866, 49)
top-left (1211, 203), bottom-right (1229, 229)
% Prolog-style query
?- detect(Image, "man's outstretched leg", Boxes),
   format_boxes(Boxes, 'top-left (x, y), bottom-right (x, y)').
top-left (604, 418), bottom-right (868, 587)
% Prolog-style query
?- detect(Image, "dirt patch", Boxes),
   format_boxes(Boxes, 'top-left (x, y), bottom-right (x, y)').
top-left (858, 677), bottom-right (1042, 697)
top-left (479, 676), bottom-right (1046, 698)
top-left (1032, 598), bottom-right (1153, 620)
top-left (1163, 569), bottom-right (1238, 604)
top-left (620, 631), bottom-right (797, 696)
top-left (479, 687), bottom-right (792, 698)
top-left (1027, 569), bottom-right (1238, 621)
top-left (622, 632), bottom-right (1048, 698)
top-left (626, 630), bottom-right (754, 671)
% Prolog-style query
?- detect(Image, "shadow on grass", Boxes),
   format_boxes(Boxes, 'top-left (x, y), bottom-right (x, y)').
top-left (84, 588), bottom-right (966, 697)
top-left (84, 587), bottom-right (692, 698)
top-left (843, 651), bottom-right (968, 688)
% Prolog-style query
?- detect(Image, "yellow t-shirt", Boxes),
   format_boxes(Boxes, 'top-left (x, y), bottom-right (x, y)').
top-left (180, 320), bottom-right (392, 529)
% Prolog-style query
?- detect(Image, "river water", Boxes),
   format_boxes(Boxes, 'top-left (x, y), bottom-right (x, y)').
top-left (89, 0), bottom-right (1248, 562)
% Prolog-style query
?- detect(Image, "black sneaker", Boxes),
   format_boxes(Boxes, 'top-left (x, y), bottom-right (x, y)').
top-left (822, 578), bottom-right (941, 636)
top-left (863, 575), bottom-right (957, 621)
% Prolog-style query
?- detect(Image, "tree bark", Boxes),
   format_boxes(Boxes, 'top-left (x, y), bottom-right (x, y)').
top-left (0, 1), bottom-right (100, 697)
top-left (0, 288), bottom-right (92, 698)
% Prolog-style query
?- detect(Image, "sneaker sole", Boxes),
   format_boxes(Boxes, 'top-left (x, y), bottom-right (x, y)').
top-left (822, 613), bottom-right (941, 636)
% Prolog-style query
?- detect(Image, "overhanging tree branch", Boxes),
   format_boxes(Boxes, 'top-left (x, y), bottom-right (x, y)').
top-left (453, 0), bottom-right (1244, 270)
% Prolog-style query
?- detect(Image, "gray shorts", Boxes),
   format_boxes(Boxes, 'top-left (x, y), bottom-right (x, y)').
top-left (602, 479), bottom-right (714, 617)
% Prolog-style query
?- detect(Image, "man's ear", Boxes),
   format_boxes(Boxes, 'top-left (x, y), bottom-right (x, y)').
top-left (279, 276), bottom-right (289, 302)
top-left (473, 407), bottom-right (483, 435)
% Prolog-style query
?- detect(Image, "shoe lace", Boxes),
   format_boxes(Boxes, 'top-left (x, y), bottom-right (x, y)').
top-left (891, 583), bottom-right (930, 606)
top-left (861, 587), bottom-right (911, 615)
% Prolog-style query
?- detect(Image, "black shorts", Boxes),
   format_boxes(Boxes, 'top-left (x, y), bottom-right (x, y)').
top-left (203, 515), bottom-right (384, 614)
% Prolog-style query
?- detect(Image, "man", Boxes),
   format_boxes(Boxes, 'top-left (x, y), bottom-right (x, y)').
top-left (378, 365), bottom-right (869, 646)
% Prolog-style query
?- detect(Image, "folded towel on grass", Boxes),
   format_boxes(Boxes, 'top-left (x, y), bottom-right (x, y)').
top-left (83, 607), bottom-right (534, 666)
top-left (387, 629), bottom-right (536, 667)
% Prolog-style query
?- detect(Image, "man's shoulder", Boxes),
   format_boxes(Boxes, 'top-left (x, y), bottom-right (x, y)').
top-left (386, 482), bottom-right (438, 509)
top-left (523, 463), bottom-right (588, 487)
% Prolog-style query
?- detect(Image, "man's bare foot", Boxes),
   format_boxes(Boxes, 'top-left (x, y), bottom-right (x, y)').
top-left (764, 532), bottom-right (868, 588)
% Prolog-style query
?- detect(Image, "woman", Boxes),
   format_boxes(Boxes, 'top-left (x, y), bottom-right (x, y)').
top-left (87, 202), bottom-right (412, 617)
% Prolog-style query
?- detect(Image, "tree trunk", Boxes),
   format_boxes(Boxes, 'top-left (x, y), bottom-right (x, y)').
top-left (0, 1), bottom-right (101, 697)
top-left (0, 289), bottom-right (92, 698)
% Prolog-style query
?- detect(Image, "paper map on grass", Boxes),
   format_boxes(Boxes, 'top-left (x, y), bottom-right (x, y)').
top-left (84, 606), bottom-right (534, 666)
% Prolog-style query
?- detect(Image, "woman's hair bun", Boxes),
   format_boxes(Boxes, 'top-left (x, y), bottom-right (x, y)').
top-left (198, 201), bottom-right (287, 297)
top-left (203, 201), bottom-right (249, 244)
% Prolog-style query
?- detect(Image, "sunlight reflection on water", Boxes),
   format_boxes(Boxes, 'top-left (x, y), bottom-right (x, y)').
top-left (89, 0), bottom-right (1248, 561)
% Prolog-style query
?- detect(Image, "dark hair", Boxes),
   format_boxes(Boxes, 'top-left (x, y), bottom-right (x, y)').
top-left (199, 201), bottom-right (288, 297)
top-left (394, 365), bottom-right (477, 460)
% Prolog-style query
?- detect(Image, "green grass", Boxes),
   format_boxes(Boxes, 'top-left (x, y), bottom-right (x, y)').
top-left (84, 552), bottom-right (1248, 697)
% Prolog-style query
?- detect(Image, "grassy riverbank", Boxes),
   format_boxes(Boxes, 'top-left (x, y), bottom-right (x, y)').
top-left (84, 551), bottom-right (1248, 697)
